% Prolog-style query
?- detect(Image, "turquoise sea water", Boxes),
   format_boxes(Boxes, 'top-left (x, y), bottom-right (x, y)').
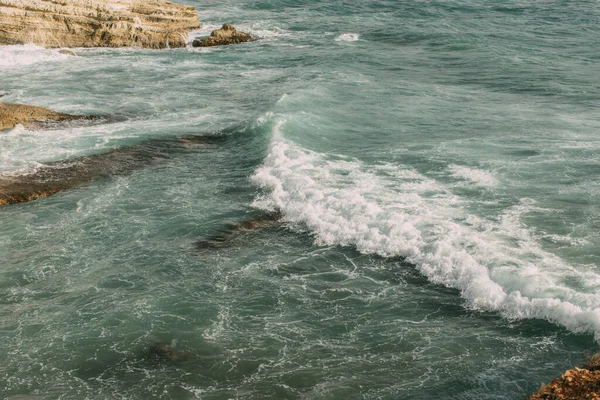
top-left (1, 1), bottom-right (600, 398)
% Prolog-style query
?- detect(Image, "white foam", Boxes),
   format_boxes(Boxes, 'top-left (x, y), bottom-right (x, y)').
top-left (449, 164), bottom-right (498, 187)
top-left (246, 25), bottom-right (290, 40)
top-left (187, 22), bottom-right (290, 45)
top-left (186, 24), bottom-right (222, 44)
top-left (335, 33), bottom-right (360, 42)
top-left (251, 119), bottom-right (600, 338)
top-left (0, 44), bottom-right (70, 69)
top-left (0, 121), bottom-right (125, 175)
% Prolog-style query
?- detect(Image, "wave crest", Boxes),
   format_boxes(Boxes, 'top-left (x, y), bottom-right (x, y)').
top-left (251, 119), bottom-right (600, 338)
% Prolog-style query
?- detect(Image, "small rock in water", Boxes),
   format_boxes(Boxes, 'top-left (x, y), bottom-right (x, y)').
top-left (192, 24), bottom-right (253, 47)
top-left (58, 49), bottom-right (77, 56)
top-left (153, 343), bottom-right (193, 362)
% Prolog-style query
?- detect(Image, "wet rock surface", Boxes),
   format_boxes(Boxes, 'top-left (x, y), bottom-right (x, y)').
top-left (58, 49), bottom-right (77, 56)
top-left (0, 135), bottom-right (213, 206)
top-left (528, 354), bottom-right (600, 400)
top-left (192, 24), bottom-right (252, 47)
top-left (0, 103), bottom-right (93, 131)
top-left (195, 211), bottom-right (282, 249)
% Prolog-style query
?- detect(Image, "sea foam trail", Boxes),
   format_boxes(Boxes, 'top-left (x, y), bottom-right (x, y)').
top-left (335, 33), bottom-right (359, 42)
top-left (0, 44), bottom-right (70, 69)
top-left (449, 164), bottom-right (498, 187)
top-left (251, 120), bottom-right (600, 338)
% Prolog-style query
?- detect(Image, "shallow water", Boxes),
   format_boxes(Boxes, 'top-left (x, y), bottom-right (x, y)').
top-left (1, 1), bottom-right (599, 398)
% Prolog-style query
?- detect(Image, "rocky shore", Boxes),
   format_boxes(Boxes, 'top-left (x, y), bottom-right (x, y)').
top-left (0, 0), bottom-right (253, 206)
top-left (0, 0), bottom-right (200, 48)
top-left (527, 354), bottom-right (600, 400)
top-left (0, 103), bottom-right (93, 131)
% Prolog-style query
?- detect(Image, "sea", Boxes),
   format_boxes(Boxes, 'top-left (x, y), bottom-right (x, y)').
top-left (1, 0), bottom-right (599, 399)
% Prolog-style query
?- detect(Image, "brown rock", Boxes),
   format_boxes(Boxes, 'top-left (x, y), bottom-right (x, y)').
top-left (0, 103), bottom-right (92, 131)
top-left (0, 0), bottom-right (201, 49)
top-left (528, 353), bottom-right (600, 400)
top-left (192, 24), bottom-right (252, 47)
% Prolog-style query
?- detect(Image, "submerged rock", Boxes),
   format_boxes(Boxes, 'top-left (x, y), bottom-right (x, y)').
top-left (196, 211), bottom-right (282, 249)
top-left (0, 0), bottom-right (200, 49)
top-left (192, 24), bottom-right (252, 47)
top-left (527, 353), bottom-right (600, 399)
top-left (153, 343), bottom-right (193, 362)
top-left (0, 135), bottom-right (212, 206)
top-left (0, 103), bottom-right (93, 131)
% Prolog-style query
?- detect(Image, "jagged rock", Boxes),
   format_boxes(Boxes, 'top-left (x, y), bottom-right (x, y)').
top-left (0, 103), bottom-right (92, 131)
top-left (0, 0), bottom-right (200, 49)
top-left (192, 24), bottom-right (252, 47)
top-left (528, 354), bottom-right (600, 400)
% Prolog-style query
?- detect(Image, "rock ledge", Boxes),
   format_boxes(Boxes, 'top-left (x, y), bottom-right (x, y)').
top-left (0, 0), bottom-right (200, 48)
top-left (0, 103), bottom-right (92, 131)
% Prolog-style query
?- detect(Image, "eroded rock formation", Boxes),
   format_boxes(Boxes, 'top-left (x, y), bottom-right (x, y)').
top-left (0, 103), bottom-right (93, 131)
top-left (0, 0), bottom-right (200, 49)
top-left (192, 24), bottom-right (252, 47)
top-left (528, 354), bottom-right (600, 400)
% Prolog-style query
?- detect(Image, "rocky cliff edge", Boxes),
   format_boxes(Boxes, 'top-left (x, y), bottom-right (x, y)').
top-left (0, 0), bottom-right (200, 48)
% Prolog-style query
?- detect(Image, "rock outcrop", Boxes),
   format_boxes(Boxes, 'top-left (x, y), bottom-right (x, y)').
top-left (528, 354), bottom-right (600, 400)
top-left (192, 24), bottom-right (252, 47)
top-left (0, 0), bottom-right (200, 49)
top-left (0, 103), bottom-right (92, 131)
top-left (0, 135), bottom-right (213, 206)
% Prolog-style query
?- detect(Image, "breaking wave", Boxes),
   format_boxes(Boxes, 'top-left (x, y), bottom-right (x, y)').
top-left (251, 119), bottom-right (600, 338)
top-left (0, 44), bottom-right (71, 69)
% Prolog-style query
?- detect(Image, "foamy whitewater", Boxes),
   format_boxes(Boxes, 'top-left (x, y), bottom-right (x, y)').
top-left (1, 1), bottom-right (599, 399)
top-left (252, 120), bottom-right (600, 337)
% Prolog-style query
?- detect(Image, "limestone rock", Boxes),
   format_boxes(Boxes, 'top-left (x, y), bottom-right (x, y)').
top-left (0, 103), bottom-right (92, 131)
top-left (0, 0), bottom-right (200, 49)
top-left (192, 24), bottom-right (252, 47)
